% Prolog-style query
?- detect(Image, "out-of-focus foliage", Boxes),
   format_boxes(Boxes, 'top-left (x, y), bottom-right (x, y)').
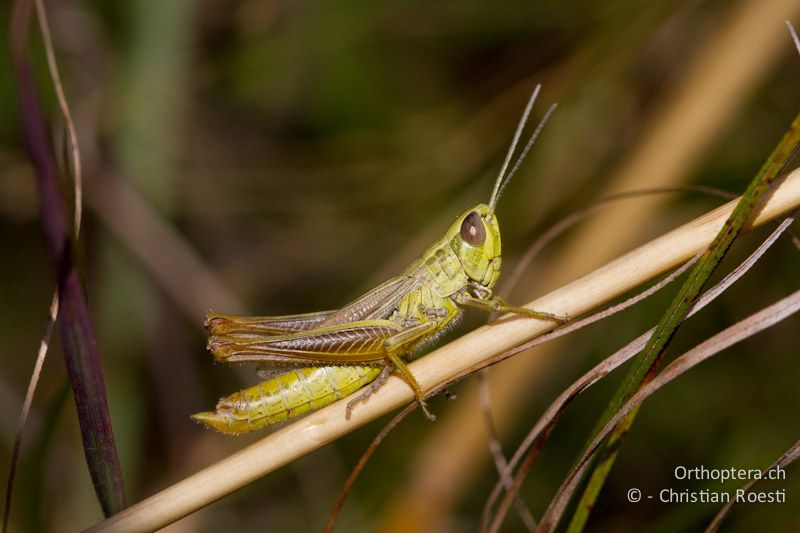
top-left (1, 0), bottom-right (799, 531)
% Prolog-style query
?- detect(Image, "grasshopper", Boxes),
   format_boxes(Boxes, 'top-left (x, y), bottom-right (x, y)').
top-left (193, 85), bottom-right (567, 434)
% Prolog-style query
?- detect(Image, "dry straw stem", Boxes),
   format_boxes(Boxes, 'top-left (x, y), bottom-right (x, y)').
top-left (87, 168), bottom-right (800, 532)
top-left (384, 1), bottom-right (800, 528)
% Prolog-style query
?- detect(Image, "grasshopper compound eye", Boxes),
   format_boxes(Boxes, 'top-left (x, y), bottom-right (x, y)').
top-left (460, 211), bottom-right (486, 246)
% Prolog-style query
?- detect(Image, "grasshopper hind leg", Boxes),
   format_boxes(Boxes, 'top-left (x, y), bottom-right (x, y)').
top-left (346, 365), bottom-right (393, 419)
top-left (384, 350), bottom-right (436, 421)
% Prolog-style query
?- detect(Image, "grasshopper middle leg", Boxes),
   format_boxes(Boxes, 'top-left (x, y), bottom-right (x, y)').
top-left (346, 365), bottom-right (392, 418)
top-left (346, 320), bottom-right (438, 420)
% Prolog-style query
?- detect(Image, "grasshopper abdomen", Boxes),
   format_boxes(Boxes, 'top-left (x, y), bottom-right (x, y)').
top-left (192, 366), bottom-right (382, 434)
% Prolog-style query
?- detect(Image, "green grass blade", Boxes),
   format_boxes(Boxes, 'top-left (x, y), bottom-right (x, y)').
top-left (565, 111), bottom-right (800, 533)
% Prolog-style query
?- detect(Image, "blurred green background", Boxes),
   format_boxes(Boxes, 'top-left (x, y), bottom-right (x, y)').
top-left (2, 0), bottom-right (799, 531)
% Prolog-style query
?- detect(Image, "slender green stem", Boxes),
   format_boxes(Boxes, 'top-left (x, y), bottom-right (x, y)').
top-left (566, 111), bottom-right (800, 533)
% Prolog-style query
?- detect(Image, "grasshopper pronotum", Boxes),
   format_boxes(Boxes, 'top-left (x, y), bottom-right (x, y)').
top-left (193, 85), bottom-right (567, 434)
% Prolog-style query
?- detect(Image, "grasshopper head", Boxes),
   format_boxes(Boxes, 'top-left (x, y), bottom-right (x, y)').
top-left (447, 86), bottom-right (554, 292)
top-left (449, 203), bottom-right (502, 289)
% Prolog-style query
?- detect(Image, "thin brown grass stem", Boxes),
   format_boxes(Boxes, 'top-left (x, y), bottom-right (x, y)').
top-left (476, 186), bottom-right (733, 530)
top-left (2, 296), bottom-right (58, 533)
top-left (4, 0), bottom-right (85, 529)
top-left (325, 403), bottom-right (418, 532)
top-left (478, 255), bottom-right (700, 530)
top-left (501, 186), bottom-right (736, 295)
top-left (34, 0), bottom-right (82, 233)
top-left (483, 212), bottom-right (796, 531)
top-left (477, 371), bottom-right (537, 531)
top-left (705, 438), bottom-right (800, 532)
top-left (537, 288), bottom-right (800, 532)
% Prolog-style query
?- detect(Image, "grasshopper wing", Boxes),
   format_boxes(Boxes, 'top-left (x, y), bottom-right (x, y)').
top-left (208, 275), bottom-right (418, 378)
top-left (205, 274), bottom-right (416, 337)
top-left (209, 320), bottom-right (404, 365)
top-left (317, 275), bottom-right (418, 327)
top-left (205, 310), bottom-right (336, 336)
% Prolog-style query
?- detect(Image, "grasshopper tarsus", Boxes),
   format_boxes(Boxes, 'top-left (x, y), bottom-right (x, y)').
top-left (345, 387), bottom-right (371, 419)
top-left (530, 310), bottom-right (569, 325)
top-left (420, 401), bottom-right (436, 421)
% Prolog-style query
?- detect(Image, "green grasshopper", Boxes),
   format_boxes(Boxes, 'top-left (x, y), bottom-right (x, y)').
top-left (193, 85), bottom-right (567, 434)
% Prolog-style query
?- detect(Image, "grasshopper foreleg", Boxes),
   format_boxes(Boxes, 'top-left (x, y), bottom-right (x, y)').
top-left (455, 290), bottom-right (568, 324)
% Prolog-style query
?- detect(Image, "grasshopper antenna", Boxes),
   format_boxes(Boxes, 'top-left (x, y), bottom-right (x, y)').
top-left (488, 85), bottom-right (557, 215)
top-left (489, 84), bottom-right (540, 212)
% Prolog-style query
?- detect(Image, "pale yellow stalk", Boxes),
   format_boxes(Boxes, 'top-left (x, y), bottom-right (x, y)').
top-left (87, 168), bottom-right (800, 532)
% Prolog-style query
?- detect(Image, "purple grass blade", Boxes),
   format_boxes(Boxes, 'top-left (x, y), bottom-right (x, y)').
top-left (9, 0), bottom-right (125, 517)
